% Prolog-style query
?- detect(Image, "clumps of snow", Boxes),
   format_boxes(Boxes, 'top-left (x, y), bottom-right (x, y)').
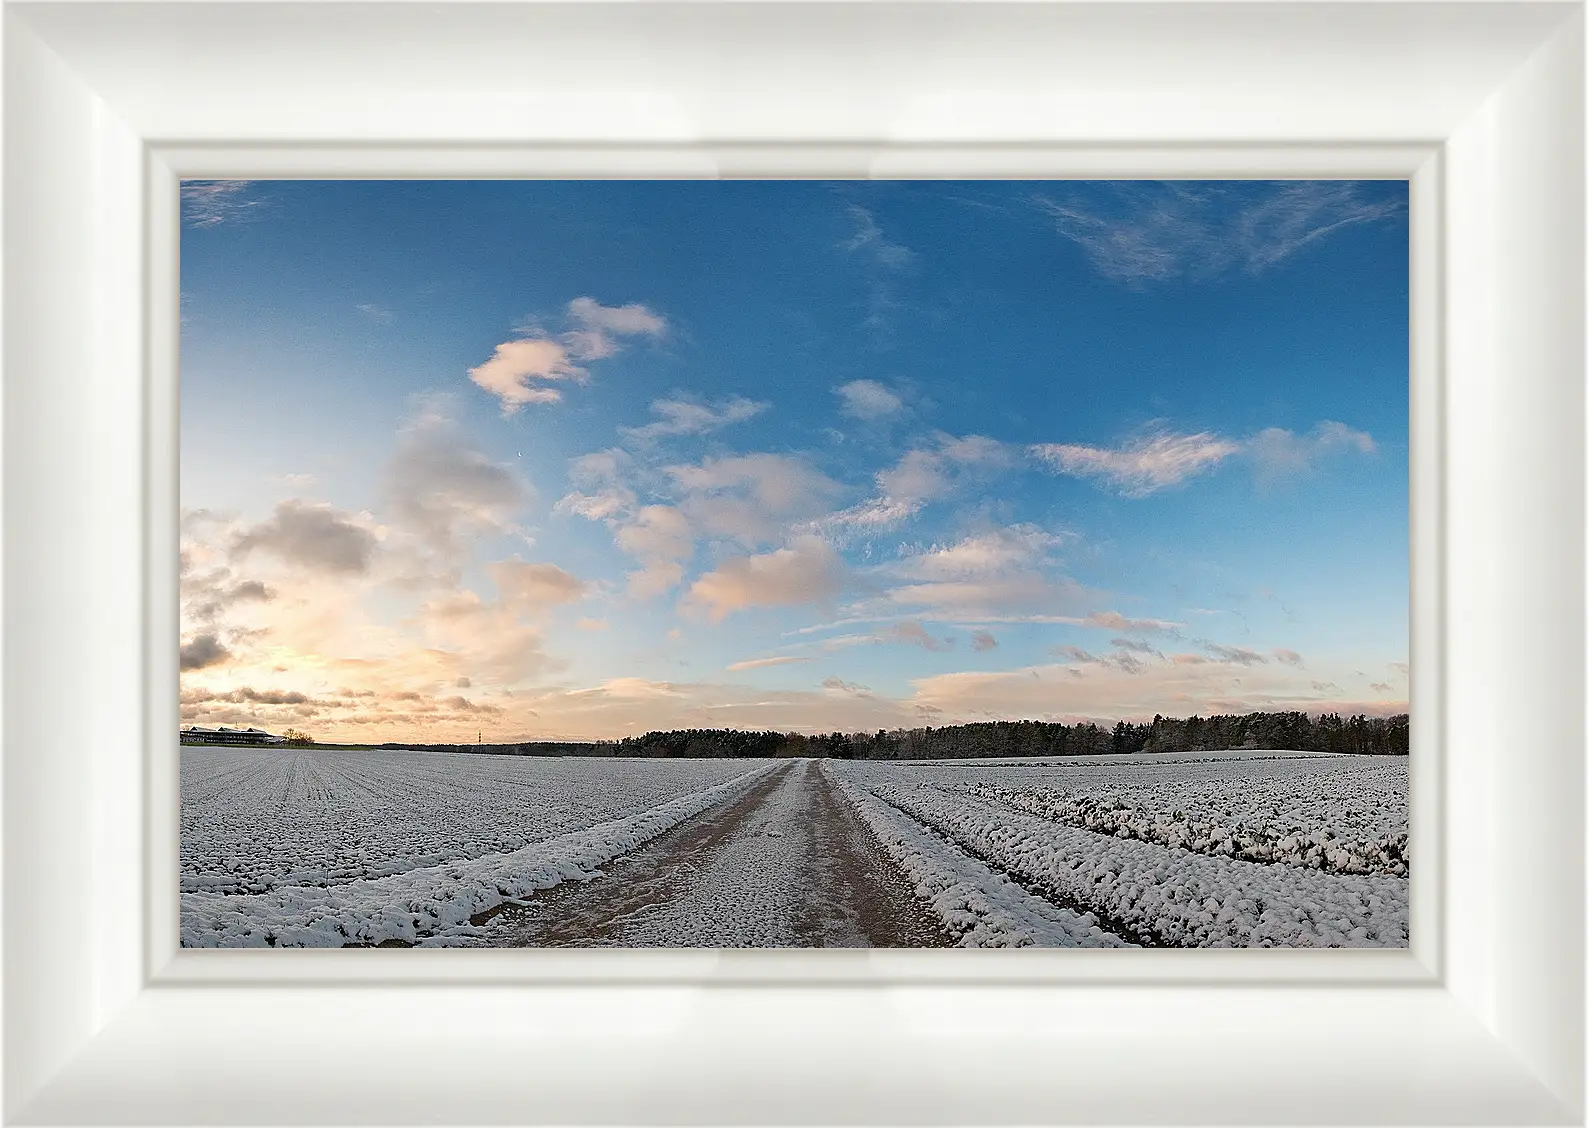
top-left (825, 763), bottom-right (1131, 949)
top-left (181, 763), bottom-right (778, 948)
top-left (833, 759), bottom-right (1408, 948)
top-left (957, 773), bottom-right (1407, 877)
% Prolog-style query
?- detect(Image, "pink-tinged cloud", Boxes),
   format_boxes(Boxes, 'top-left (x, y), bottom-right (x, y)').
top-left (487, 559), bottom-right (588, 612)
top-left (911, 660), bottom-right (1406, 726)
top-left (467, 338), bottom-right (586, 413)
top-left (615, 505), bottom-right (694, 597)
top-left (880, 620), bottom-right (955, 652)
top-left (726, 655), bottom-right (811, 672)
top-left (1080, 610), bottom-right (1181, 635)
top-left (1031, 429), bottom-right (1239, 496)
top-left (683, 536), bottom-right (844, 622)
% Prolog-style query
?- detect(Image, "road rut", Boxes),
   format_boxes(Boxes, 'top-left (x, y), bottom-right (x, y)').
top-left (475, 759), bottom-right (949, 947)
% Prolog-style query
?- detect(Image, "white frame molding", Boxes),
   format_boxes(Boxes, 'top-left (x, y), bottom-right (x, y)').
top-left (3, 2), bottom-right (1582, 1123)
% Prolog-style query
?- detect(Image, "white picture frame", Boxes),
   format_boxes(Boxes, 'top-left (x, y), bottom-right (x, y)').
top-left (3, 1), bottom-right (1581, 1122)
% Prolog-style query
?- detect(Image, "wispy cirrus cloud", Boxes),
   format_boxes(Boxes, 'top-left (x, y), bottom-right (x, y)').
top-left (1032, 430), bottom-right (1239, 497)
top-left (181, 180), bottom-right (264, 228)
top-left (840, 205), bottom-right (915, 337)
top-left (620, 396), bottom-right (767, 443)
top-left (1034, 181), bottom-right (1403, 287)
top-left (1032, 421), bottom-right (1376, 496)
top-left (726, 655), bottom-right (811, 672)
top-left (822, 434), bottom-right (1010, 531)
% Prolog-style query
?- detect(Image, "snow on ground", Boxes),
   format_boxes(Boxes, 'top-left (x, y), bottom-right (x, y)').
top-left (831, 753), bottom-right (1408, 948)
top-left (181, 758), bottom-right (779, 947)
top-left (181, 746), bottom-right (774, 894)
top-left (926, 755), bottom-right (1408, 876)
top-left (824, 763), bottom-right (1131, 949)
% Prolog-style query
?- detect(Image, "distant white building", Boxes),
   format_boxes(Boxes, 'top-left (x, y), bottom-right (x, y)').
top-left (180, 725), bottom-right (288, 746)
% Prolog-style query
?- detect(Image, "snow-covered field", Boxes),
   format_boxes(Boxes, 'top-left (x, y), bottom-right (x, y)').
top-left (180, 746), bottom-right (776, 946)
top-left (180, 745), bottom-right (1408, 949)
top-left (830, 752), bottom-right (1409, 947)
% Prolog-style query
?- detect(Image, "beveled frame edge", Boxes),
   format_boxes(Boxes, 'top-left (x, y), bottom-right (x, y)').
top-left (2, 3), bottom-right (1581, 1125)
top-left (142, 141), bottom-right (1445, 990)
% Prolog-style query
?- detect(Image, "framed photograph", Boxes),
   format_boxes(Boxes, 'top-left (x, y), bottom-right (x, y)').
top-left (4, 1), bottom-right (1582, 1124)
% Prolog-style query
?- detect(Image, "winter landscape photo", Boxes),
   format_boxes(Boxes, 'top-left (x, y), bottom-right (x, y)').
top-left (179, 179), bottom-right (1410, 949)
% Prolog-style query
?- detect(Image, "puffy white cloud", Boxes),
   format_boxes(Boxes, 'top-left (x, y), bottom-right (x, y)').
top-left (470, 298), bottom-right (665, 414)
top-left (683, 536), bottom-right (844, 622)
top-left (834, 379), bottom-right (904, 420)
top-left (1248, 422), bottom-right (1376, 485)
top-left (567, 296), bottom-right (666, 340)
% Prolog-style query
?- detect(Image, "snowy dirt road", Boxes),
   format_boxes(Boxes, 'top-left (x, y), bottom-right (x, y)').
top-left (474, 759), bottom-right (950, 947)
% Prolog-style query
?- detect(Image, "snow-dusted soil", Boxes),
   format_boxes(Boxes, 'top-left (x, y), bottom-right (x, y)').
top-left (937, 756), bottom-right (1408, 876)
top-left (181, 746), bottom-right (774, 894)
top-left (476, 759), bottom-right (948, 947)
top-left (832, 754), bottom-right (1409, 948)
top-left (180, 749), bottom-right (778, 947)
top-left (826, 763), bottom-right (1130, 948)
top-left (180, 746), bottom-right (1408, 949)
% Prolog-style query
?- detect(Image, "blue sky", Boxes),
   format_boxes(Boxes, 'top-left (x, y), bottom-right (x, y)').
top-left (179, 179), bottom-right (1408, 741)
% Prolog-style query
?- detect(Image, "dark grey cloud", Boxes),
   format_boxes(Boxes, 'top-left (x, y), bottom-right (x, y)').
top-left (232, 500), bottom-right (377, 575)
top-left (179, 633), bottom-right (231, 671)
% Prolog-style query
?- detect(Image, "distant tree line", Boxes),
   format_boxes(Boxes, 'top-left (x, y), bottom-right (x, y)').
top-left (1104, 711), bottom-right (1409, 758)
top-left (377, 710), bottom-right (1408, 760)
